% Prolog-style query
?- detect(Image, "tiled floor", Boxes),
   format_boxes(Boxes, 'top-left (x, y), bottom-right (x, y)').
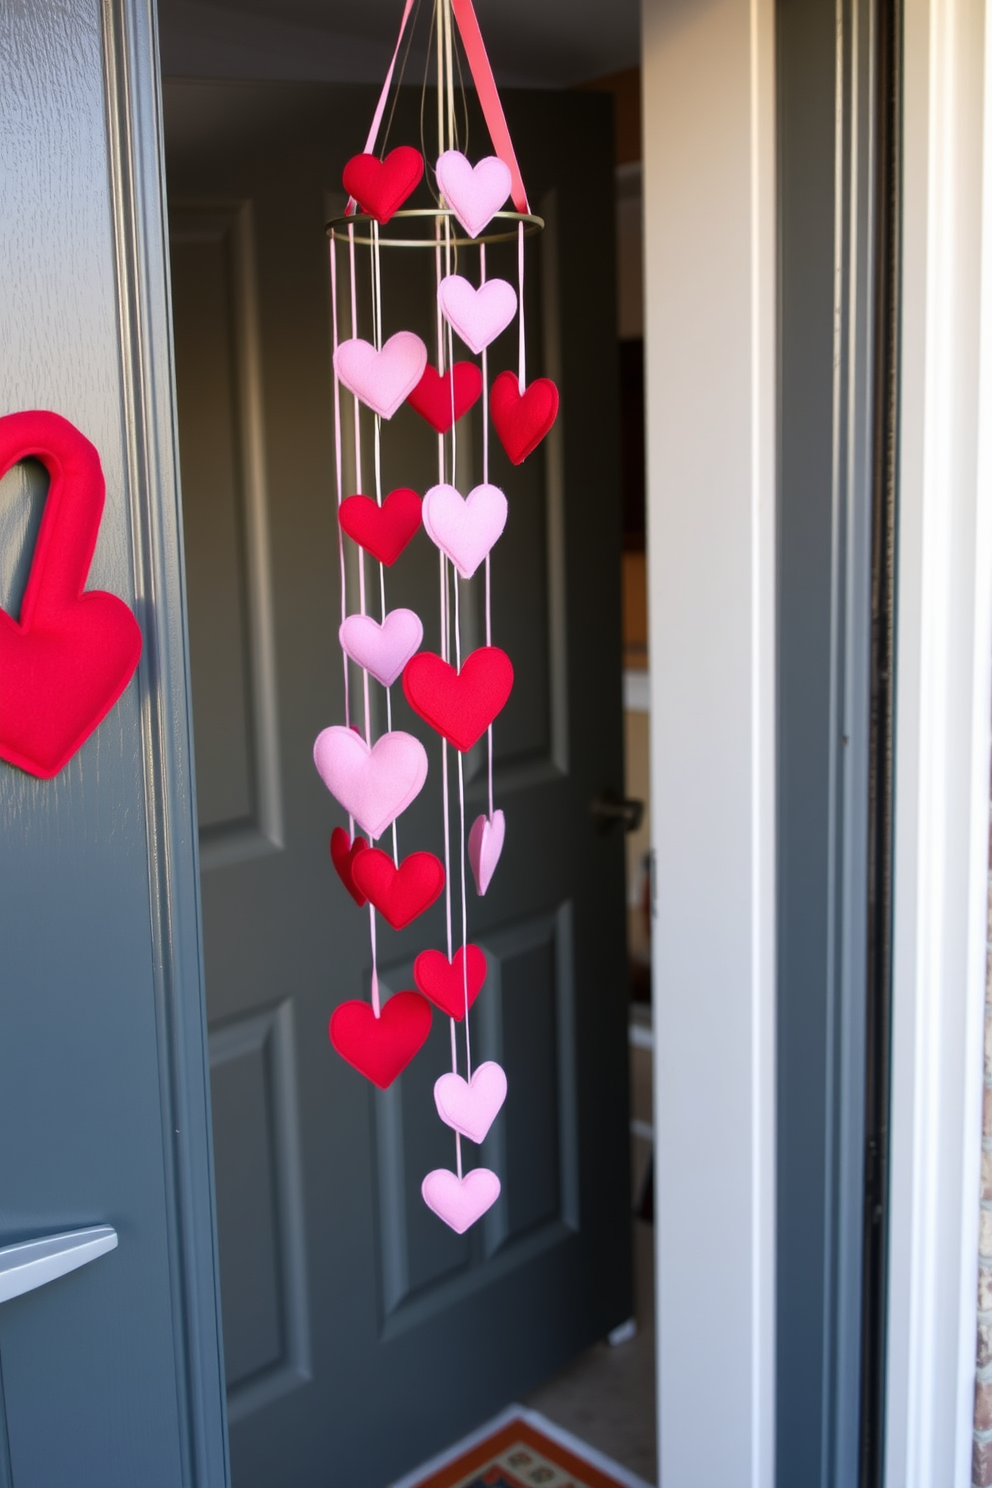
top-left (522, 1217), bottom-right (657, 1486)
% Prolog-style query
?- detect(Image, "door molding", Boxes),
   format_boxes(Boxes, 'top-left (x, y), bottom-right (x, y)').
top-left (102, 2), bottom-right (229, 1482)
top-left (884, 0), bottom-right (992, 1480)
top-left (641, 0), bottom-right (777, 1480)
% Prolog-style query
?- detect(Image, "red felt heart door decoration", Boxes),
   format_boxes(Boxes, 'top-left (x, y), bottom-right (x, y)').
top-left (413, 945), bottom-right (487, 1020)
top-left (339, 487), bottom-right (422, 565)
top-left (329, 991), bottom-right (433, 1088)
top-left (330, 826), bottom-right (370, 905)
top-left (407, 363), bottom-right (483, 433)
top-left (0, 410), bottom-right (142, 778)
top-left (350, 848), bottom-right (446, 929)
top-left (342, 145), bottom-right (424, 224)
top-left (403, 646), bottom-right (514, 752)
top-left (490, 371), bottom-right (559, 464)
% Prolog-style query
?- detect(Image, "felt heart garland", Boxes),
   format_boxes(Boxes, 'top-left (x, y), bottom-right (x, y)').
top-left (317, 0), bottom-right (560, 1235)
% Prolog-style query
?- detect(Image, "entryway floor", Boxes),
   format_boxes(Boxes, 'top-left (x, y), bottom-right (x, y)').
top-left (522, 1219), bottom-right (656, 1486)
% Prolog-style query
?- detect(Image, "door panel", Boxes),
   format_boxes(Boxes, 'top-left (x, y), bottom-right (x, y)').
top-left (209, 1001), bottom-right (310, 1424)
top-left (164, 80), bottom-right (629, 1488)
top-left (0, 3), bottom-right (227, 1484)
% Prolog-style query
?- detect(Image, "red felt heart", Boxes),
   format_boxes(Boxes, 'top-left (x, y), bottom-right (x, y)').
top-left (402, 646), bottom-right (514, 753)
top-left (330, 826), bottom-right (369, 906)
top-left (329, 991), bottom-right (432, 1088)
top-left (339, 487), bottom-right (422, 566)
top-left (414, 945), bottom-right (488, 1020)
top-left (407, 362), bottom-right (483, 434)
top-left (351, 848), bottom-right (445, 929)
top-left (490, 371), bottom-right (560, 465)
top-left (0, 410), bottom-right (142, 779)
top-left (342, 145), bottom-right (424, 224)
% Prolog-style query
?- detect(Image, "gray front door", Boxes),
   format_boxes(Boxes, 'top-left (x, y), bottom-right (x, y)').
top-left (0, 3), bottom-right (227, 1486)
top-left (165, 80), bottom-right (631, 1488)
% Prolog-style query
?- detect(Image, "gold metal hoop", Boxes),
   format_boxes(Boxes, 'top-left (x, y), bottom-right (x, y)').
top-left (325, 207), bottom-right (544, 249)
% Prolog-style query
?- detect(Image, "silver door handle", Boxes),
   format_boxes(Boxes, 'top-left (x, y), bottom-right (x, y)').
top-left (0, 1226), bottom-right (117, 1304)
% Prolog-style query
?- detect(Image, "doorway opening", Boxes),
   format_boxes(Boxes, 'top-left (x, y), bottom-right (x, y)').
top-left (159, 6), bottom-right (652, 1485)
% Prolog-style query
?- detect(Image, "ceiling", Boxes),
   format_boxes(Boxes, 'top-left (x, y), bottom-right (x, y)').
top-left (157, 0), bottom-right (640, 89)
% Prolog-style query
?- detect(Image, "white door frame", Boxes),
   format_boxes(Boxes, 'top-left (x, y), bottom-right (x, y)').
top-left (641, 0), bottom-right (777, 1480)
top-left (642, 0), bottom-right (992, 1480)
top-left (885, 0), bottom-right (992, 1481)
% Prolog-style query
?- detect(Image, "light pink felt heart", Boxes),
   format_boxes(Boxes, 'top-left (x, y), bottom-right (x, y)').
top-left (313, 727), bottom-right (428, 840)
top-left (339, 608), bottom-right (424, 688)
top-left (422, 483), bottom-right (508, 580)
top-left (468, 809), bottom-right (505, 895)
top-left (421, 1166), bottom-right (501, 1234)
top-left (438, 275), bottom-right (517, 355)
top-left (434, 1061), bottom-right (507, 1145)
top-left (333, 332), bottom-right (428, 419)
top-left (436, 151), bottom-right (512, 239)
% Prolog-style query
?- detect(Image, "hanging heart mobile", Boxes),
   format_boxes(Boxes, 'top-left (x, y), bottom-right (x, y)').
top-left (313, 0), bottom-right (559, 1235)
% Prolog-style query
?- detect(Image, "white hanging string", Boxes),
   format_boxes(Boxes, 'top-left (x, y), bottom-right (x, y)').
top-left (480, 241), bottom-right (495, 820)
top-left (453, 573), bottom-right (472, 1082)
top-left (442, 191), bottom-right (473, 1083)
top-left (457, 747), bottom-right (472, 1079)
top-left (368, 902), bottom-right (381, 1018)
top-left (438, 0), bottom-right (463, 1180)
top-left (370, 218), bottom-right (400, 866)
top-left (346, 223), bottom-right (381, 1017)
top-left (330, 238), bottom-right (351, 730)
top-left (347, 223), bottom-right (373, 749)
top-left (444, 0), bottom-right (457, 155)
top-left (517, 219), bottom-right (526, 394)
top-left (330, 236), bottom-right (359, 849)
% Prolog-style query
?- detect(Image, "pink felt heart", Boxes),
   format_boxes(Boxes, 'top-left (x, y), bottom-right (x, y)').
top-left (334, 332), bottom-right (428, 419)
top-left (313, 727), bottom-right (428, 840)
top-left (339, 608), bottom-right (423, 688)
top-left (422, 483), bottom-right (507, 580)
top-left (421, 1166), bottom-right (501, 1234)
top-left (436, 151), bottom-right (512, 239)
top-left (434, 1061), bottom-right (507, 1145)
top-left (468, 809), bottom-right (505, 895)
top-left (438, 275), bottom-right (517, 355)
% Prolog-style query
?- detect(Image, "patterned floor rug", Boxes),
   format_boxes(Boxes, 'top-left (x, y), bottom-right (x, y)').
top-left (391, 1406), bottom-right (654, 1488)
